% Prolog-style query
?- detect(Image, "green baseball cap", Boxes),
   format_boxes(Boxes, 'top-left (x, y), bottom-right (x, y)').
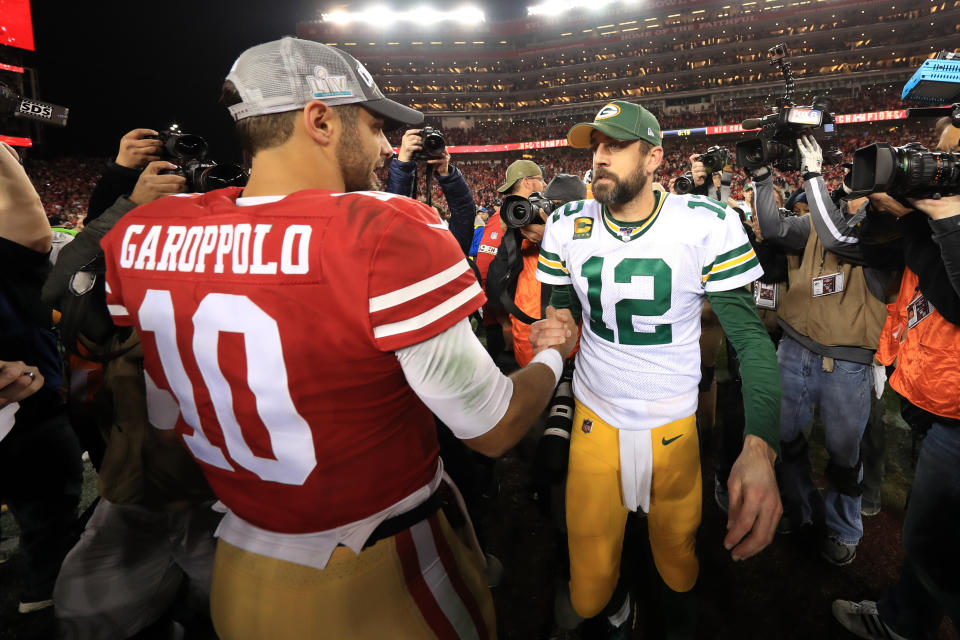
top-left (497, 160), bottom-right (543, 193)
top-left (567, 101), bottom-right (662, 149)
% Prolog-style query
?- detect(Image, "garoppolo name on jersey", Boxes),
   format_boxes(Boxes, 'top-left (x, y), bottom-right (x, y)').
top-left (118, 222), bottom-right (312, 275)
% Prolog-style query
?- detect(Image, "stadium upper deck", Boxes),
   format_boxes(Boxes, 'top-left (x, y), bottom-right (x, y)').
top-left (299, 0), bottom-right (959, 118)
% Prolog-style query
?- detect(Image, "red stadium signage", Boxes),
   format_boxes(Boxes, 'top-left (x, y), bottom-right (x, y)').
top-left (0, 63), bottom-right (26, 74)
top-left (0, 0), bottom-right (35, 51)
top-left (442, 110), bottom-right (911, 154)
top-left (0, 135), bottom-right (33, 147)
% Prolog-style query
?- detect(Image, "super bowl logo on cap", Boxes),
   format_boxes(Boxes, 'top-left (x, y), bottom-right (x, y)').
top-left (355, 62), bottom-right (375, 89)
top-left (308, 66), bottom-right (353, 99)
top-left (595, 103), bottom-right (621, 120)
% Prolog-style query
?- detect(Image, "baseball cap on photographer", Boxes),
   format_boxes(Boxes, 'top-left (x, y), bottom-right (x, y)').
top-left (567, 101), bottom-right (661, 149)
top-left (497, 160), bottom-right (543, 193)
top-left (226, 37), bottom-right (423, 128)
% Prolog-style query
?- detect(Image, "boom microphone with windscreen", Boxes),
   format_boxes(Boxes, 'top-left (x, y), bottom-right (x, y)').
top-left (0, 83), bottom-right (69, 127)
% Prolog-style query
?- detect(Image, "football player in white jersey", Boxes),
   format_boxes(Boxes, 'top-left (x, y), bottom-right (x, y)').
top-left (529, 101), bottom-right (782, 639)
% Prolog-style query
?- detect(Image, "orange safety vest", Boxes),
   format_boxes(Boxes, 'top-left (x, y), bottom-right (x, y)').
top-left (511, 240), bottom-right (543, 367)
top-left (876, 268), bottom-right (960, 421)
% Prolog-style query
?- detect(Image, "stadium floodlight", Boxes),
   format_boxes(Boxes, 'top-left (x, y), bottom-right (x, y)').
top-left (321, 5), bottom-right (485, 25)
top-left (527, 0), bottom-right (617, 16)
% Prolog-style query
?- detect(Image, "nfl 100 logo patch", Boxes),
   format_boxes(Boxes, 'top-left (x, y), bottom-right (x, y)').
top-left (582, 419), bottom-right (593, 434)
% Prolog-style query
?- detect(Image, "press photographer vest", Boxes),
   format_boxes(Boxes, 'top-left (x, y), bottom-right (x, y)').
top-left (777, 223), bottom-right (887, 352)
top-left (876, 268), bottom-right (960, 421)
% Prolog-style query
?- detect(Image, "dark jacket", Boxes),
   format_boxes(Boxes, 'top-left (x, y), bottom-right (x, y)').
top-left (385, 159), bottom-right (476, 256)
top-left (86, 161), bottom-right (141, 224)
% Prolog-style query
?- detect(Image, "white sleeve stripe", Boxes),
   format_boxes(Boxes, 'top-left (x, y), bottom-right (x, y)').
top-left (809, 177), bottom-right (858, 244)
top-left (373, 281), bottom-right (482, 339)
top-left (107, 304), bottom-right (129, 316)
top-left (104, 281), bottom-right (112, 294)
top-left (369, 261), bottom-right (471, 312)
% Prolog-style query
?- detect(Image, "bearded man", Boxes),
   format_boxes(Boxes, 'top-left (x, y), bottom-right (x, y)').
top-left (531, 102), bottom-right (783, 639)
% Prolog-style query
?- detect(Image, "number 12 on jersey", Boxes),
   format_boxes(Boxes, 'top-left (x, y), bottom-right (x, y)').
top-left (581, 256), bottom-right (673, 346)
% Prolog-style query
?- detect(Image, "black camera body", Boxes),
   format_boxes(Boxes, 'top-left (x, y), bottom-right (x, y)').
top-left (849, 142), bottom-right (960, 199)
top-left (411, 126), bottom-right (446, 161)
top-left (735, 44), bottom-right (840, 172)
top-left (736, 99), bottom-right (839, 172)
top-left (699, 146), bottom-right (730, 173)
top-left (501, 192), bottom-right (557, 228)
top-left (675, 146), bottom-right (731, 194)
top-left (151, 125), bottom-right (247, 193)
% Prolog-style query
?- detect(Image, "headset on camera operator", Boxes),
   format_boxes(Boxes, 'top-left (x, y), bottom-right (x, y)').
top-left (385, 127), bottom-right (478, 256)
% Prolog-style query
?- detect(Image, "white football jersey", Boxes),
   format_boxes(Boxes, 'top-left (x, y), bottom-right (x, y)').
top-left (537, 192), bottom-right (762, 430)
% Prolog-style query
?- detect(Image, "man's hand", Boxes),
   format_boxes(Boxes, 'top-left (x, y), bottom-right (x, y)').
top-left (0, 360), bottom-right (44, 407)
top-left (129, 161), bottom-right (187, 205)
top-left (689, 154), bottom-right (707, 186)
top-left (530, 306), bottom-right (577, 360)
top-left (724, 435), bottom-right (781, 561)
top-left (798, 134), bottom-right (823, 174)
top-left (908, 193), bottom-right (960, 220)
top-left (748, 214), bottom-right (764, 243)
top-left (397, 129), bottom-right (423, 163)
top-left (115, 129), bottom-right (163, 169)
top-left (427, 149), bottom-right (452, 177)
top-left (869, 193), bottom-right (914, 218)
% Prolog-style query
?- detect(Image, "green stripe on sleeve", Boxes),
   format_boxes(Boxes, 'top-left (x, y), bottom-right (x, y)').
top-left (713, 241), bottom-right (753, 265)
top-left (537, 263), bottom-right (569, 278)
top-left (539, 248), bottom-right (562, 262)
top-left (707, 257), bottom-right (761, 282)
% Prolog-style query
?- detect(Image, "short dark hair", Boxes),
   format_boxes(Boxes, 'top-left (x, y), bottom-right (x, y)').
top-left (220, 82), bottom-right (364, 156)
top-left (221, 80), bottom-right (299, 156)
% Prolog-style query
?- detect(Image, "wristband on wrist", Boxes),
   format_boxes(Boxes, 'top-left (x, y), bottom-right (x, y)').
top-left (531, 348), bottom-right (564, 386)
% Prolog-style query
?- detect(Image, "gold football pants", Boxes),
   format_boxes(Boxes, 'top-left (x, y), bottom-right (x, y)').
top-left (566, 400), bottom-right (701, 618)
top-left (210, 511), bottom-right (496, 640)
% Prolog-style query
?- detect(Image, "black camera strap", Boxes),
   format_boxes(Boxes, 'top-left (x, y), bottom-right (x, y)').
top-left (486, 229), bottom-right (545, 325)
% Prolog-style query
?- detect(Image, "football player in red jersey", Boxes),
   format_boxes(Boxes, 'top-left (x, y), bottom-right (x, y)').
top-left (98, 37), bottom-right (576, 640)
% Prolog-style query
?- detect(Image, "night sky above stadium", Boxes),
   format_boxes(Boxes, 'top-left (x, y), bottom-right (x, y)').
top-left (26, 0), bottom-right (523, 159)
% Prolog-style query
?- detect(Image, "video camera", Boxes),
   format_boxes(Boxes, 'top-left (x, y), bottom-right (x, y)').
top-left (850, 142), bottom-right (960, 200)
top-left (411, 126), bottom-right (446, 161)
top-left (501, 192), bottom-right (557, 228)
top-left (150, 124), bottom-right (247, 193)
top-left (674, 146), bottom-right (730, 195)
top-left (735, 44), bottom-right (841, 172)
top-left (848, 52), bottom-right (960, 200)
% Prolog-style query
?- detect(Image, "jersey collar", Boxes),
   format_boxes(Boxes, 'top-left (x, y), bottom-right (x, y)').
top-left (601, 190), bottom-right (667, 243)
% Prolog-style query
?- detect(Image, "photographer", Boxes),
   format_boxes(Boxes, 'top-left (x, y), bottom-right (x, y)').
top-left (86, 128), bottom-right (165, 223)
top-left (386, 128), bottom-right (477, 255)
top-left (489, 160), bottom-right (549, 368)
top-left (752, 134), bottom-right (894, 567)
top-left (42, 161), bottom-right (216, 639)
top-left (0, 141), bottom-right (83, 614)
top-left (830, 122), bottom-right (960, 640)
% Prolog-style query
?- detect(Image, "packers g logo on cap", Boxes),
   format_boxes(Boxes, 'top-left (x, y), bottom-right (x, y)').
top-left (595, 103), bottom-right (621, 120)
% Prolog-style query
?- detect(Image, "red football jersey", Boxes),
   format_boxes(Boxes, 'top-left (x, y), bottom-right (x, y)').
top-left (101, 188), bottom-right (484, 534)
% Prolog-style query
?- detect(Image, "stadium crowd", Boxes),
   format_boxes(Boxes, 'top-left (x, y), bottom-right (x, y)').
top-left (2, 25), bottom-right (959, 640)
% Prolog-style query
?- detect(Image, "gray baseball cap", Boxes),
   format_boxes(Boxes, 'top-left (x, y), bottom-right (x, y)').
top-left (226, 37), bottom-right (423, 127)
